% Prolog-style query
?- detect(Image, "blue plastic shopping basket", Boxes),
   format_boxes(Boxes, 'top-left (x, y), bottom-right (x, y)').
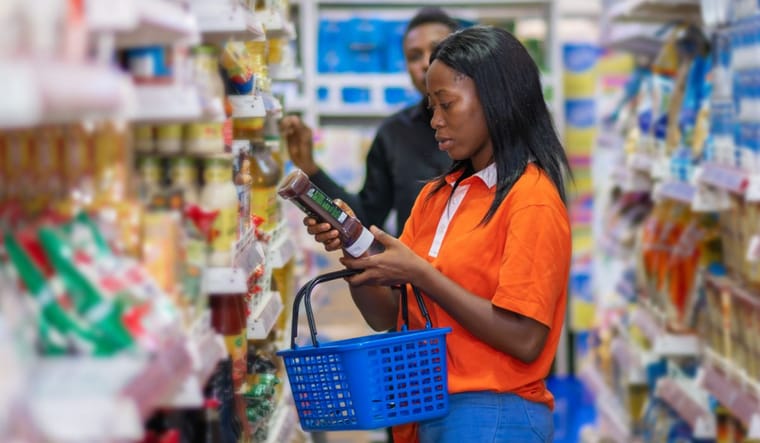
top-left (277, 269), bottom-right (451, 431)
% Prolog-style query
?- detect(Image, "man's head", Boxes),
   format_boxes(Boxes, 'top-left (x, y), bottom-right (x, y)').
top-left (403, 7), bottom-right (458, 95)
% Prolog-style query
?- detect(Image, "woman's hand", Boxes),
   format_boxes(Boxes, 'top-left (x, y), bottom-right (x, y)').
top-left (280, 115), bottom-right (319, 176)
top-left (303, 198), bottom-right (353, 252)
top-left (340, 226), bottom-right (428, 287)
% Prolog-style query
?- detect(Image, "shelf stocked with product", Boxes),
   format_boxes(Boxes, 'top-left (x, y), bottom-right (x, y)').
top-left (589, 0), bottom-right (760, 440)
top-left (0, 0), bottom-right (306, 442)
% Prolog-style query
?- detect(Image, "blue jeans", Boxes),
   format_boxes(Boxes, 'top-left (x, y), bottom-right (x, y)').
top-left (418, 391), bottom-right (554, 443)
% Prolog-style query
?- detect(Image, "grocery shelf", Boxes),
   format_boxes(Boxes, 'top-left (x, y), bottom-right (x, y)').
top-left (133, 83), bottom-right (203, 122)
top-left (114, 0), bottom-right (200, 48)
top-left (611, 336), bottom-right (648, 385)
top-left (701, 349), bottom-right (760, 437)
top-left (162, 312), bottom-right (227, 408)
top-left (248, 290), bottom-right (284, 340)
top-left (578, 363), bottom-right (632, 443)
top-left (315, 73), bottom-right (415, 118)
top-left (609, 0), bottom-right (702, 23)
top-left (604, 23), bottom-right (667, 57)
top-left (260, 9), bottom-right (297, 40)
top-left (28, 337), bottom-right (191, 442)
top-left (191, 0), bottom-right (265, 43)
top-left (631, 304), bottom-right (701, 358)
top-left (696, 162), bottom-right (749, 195)
top-left (655, 180), bottom-right (697, 205)
top-left (265, 390), bottom-right (298, 443)
top-left (655, 376), bottom-right (716, 438)
top-left (0, 60), bottom-right (133, 129)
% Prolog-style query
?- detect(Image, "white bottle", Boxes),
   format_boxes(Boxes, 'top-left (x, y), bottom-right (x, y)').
top-left (200, 157), bottom-right (239, 267)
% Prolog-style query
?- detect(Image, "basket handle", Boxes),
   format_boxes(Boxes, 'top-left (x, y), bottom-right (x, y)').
top-left (290, 268), bottom-right (362, 349)
top-left (290, 271), bottom-right (436, 349)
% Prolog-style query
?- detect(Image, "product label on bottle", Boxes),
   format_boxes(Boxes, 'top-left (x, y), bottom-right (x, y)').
top-left (305, 187), bottom-right (348, 223)
top-left (251, 186), bottom-right (279, 232)
top-left (211, 206), bottom-right (238, 258)
top-left (232, 140), bottom-right (252, 237)
top-left (223, 330), bottom-right (247, 390)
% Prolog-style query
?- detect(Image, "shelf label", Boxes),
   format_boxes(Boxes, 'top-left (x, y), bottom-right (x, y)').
top-left (699, 163), bottom-right (748, 194)
top-left (233, 227), bottom-right (265, 276)
top-left (247, 291), bottom-right (283, 339)
top-left (747, 235), bottom-right (760, 263)
top-left (229, 94), bottom-right (266, 118)
top-left (746, 174), bottom-right (760, 202)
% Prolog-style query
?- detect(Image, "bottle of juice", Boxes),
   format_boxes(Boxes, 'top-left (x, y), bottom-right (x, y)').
top-left (278, 168), bottom-right (384, 257)
top-left (249, 141), bottom-right (281, 232)
top-left (200, 158), bottom-right (238, 267)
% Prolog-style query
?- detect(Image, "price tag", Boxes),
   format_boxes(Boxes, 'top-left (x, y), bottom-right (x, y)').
top-left (650, 154), bottom-right (671, 180)
top-left (746, 174), bottom-right (760, 202)
top-left (233, 227), bottom-right (265, 276)
top-left (746, 235), bottom-right (760, 263)
top-left (228, 94), bottom-right (265, 118)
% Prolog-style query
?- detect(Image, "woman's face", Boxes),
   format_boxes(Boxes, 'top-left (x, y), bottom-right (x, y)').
top-left (403, 23), bottom-right (453, 95)
top-left (426, 59), bottom-right (493, 171)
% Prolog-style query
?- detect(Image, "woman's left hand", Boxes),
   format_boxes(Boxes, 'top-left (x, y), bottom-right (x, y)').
top-left (340, 226), bottom-right (427, 287)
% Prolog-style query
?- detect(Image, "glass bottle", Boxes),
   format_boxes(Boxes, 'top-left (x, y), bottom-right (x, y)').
top-left (169, 156), bottom-right (200, 206)
top-left (278, 168), bottom-right (385, 257)
top-left (249, 141), bottom-right (281, 232)
top-left (200, 158), bottom-right (238, 267)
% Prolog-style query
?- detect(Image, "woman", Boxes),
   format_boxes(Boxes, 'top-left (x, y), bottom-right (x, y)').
top-left (305, 26), bottom-right (571, 443)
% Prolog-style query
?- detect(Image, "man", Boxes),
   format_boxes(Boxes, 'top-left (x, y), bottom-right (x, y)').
top-left (281, 7), bottom-right (459, 235)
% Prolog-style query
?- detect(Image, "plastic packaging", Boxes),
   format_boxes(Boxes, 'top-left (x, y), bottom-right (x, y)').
top-left (278, 168), bottom-right (384, 257)
top-left (200, 158), bottom-right (238, 267)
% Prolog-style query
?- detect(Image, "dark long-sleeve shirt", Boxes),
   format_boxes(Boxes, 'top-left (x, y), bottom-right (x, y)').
top-left (310, 101), bottom-right (452, 236)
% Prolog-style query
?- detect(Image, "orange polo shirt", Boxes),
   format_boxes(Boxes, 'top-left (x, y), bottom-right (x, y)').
top-left (393, 163), bottom-right (571, 443)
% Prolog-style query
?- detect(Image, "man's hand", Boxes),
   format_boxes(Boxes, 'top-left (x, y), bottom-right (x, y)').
top-left (280, 115), bottom-right (319, 176)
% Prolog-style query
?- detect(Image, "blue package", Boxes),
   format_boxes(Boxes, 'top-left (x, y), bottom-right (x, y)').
top-left (318, 19), bottom-right (348, 72)
top-left (348, 49), bottom-right (383, 73)
top-left (341, 87), bottom-right (370, 104)
top-left (384, 20), bottom-right (408, 72)
top-left (346, 17), bottom-right (384, 51)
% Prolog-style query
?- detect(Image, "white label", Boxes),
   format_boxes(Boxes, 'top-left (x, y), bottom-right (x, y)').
top-left (746, 174), bottom-right (760, 202)
top-left (747, 235), bottom-right (760, 263)
top-left (651, 155), bottom-right (671, 180)
top-left (228, 94), bottom-right (266, 118)
top-left (247, 291), bottom-right (283, 339)
top-left (233, 227), bottom-right (265, 276)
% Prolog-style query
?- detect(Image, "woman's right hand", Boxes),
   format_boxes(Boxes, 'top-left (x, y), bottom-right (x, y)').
top-left (303, 198), bottom-right (353, 252)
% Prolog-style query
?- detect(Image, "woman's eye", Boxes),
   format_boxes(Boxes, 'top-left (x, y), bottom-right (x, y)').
top-left (440, 102), bottom-right (451, 110)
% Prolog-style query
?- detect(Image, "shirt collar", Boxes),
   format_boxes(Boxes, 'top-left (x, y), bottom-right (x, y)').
top-left (445, 162), bottom-right (497, 189)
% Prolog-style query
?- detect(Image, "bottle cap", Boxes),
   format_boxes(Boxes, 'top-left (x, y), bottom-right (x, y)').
top-left (344, 227), bottom-right (374, 258)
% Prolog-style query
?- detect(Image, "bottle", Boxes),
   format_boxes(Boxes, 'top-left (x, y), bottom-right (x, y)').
top-left (137, 155), bottom-right (163, 204)
top-left (200, 158), bottom-right (238, 267)
top-left (278, 168), bottom-right (384, 257)
top-left (168, 156), bottom-right (200, 206)
top-left (205, 270), bottom-right (247, 392)
top-left (249, 141), bottom-right (281, 232)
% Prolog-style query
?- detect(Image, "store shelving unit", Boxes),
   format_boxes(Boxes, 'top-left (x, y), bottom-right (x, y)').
top-left (113, 0), bottom-right (200, 48)
top-left (702, 349), bottom-right (760, 438)
top-left (190, 0), bottom-right (265, 43)
top-left (609, 0), bottom-right (702, 23)
top-left (293, 0), bottom-right (563, 135)
top-left (579, 362), bottom-right (632, 443)
top-left (630, 303), bottom-right (701, 358)
top-left (655, 375), bottom-right (716, 438)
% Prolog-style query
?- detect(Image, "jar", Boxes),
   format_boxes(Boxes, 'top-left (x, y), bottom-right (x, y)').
top-left (184, 122), bottom-right (224, 155)
top-left (155, 123), bottom-right (183, 154)
top-left (133, 124), bottom-right (154, 153)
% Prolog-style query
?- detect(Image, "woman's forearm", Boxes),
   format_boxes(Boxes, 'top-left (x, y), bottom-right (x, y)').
top-left (348, 284), bottom-right (399, 331)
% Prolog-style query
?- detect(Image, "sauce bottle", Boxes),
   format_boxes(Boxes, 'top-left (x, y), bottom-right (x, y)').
top-left (204, 267), bottom-right (248, 393)
top-left (278, 168), bottom-right (384, 257)
top-left (200, 158), bottom-right (238, 267)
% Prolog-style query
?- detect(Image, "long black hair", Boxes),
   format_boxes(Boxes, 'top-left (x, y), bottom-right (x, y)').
top-left (427, 26), bottom-right (571, 225)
